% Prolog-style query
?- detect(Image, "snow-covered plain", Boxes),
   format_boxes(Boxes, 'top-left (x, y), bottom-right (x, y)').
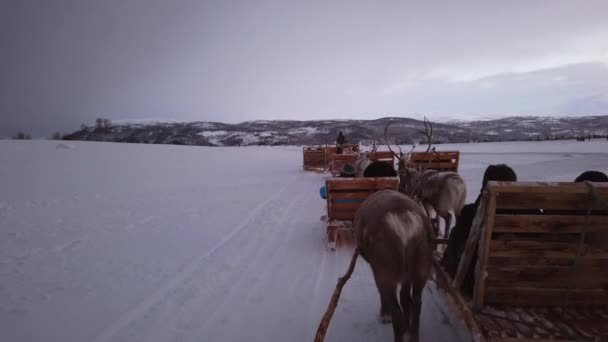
top-left (1, 139), bottom-right (607, 342)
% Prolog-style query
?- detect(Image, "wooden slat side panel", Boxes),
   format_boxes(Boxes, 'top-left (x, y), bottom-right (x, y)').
top-left (484, 287), bottom-right (608, 306)
top-left (485, 265), bottom-right (608, 289)
top-left (328, 192), bottom-right (372, 200)
top-left (406, 162), bottom-right (459, 169)
top-left (495, 192), bottom-right (608, 211)
top-left (326, 177), bottom-right (399, 221)
top-left (329, 202), bottom-right (365, 210)
top-left (488, 256), bottom-right (608, 267)
top-left (331, 154), bottom-right (359, 161)
top-left (488, 181), bottom-right (608, 194)
top-left (368, 151), bottom-right (395, 164)
top-left (489, 240), bottom-right (608, 259)
top-left (410, 151), bottom-right (460, 160)
top-left (406, 150), bottom-right (460, 172)
top-left (326, 178), bottom-right (399, 191)
top-left (329, 211), bottom-right (359, 220)
top-left (474, 190), bottom-right (498, 309)
top-left (493, 215), bottom-right (608, 233)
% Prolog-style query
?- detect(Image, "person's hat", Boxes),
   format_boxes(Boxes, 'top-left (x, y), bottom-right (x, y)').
top-left (340, 163), bottom-right (356, 177)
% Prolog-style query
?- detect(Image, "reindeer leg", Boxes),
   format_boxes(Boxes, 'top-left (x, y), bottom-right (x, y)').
top-left (372, 270), bottom-right (398, 324)
top-left (372, 270), bottom-right (407, 342)
top-left (410, 281), bottom-right (424, 342)
top-left (422, 203), bottom-right (438, 236)
top-left (399, 281), bottom-right (412, 335)
top-left (443, 212), bottom-right (452, 239)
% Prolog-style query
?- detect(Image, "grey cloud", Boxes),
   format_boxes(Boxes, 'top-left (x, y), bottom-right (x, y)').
top-left (1, 0), bottom-right (608, 137)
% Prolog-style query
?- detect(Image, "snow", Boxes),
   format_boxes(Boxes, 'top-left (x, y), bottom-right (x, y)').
top-left (288, 127), bottom-right (322, 135)
top-left (56, 143), bottom-right (75, 149)
top-left (197, 130), bottom-right (227, 137)
top-left (2, 139), bottom-right (608, 342)
top-left (257, 131), bottom-right (276, 137)
top-left (226, 131), bottom-right (259, 145)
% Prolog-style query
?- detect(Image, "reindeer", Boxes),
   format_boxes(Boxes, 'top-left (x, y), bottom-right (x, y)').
top-left (354, 190), bottom-right (435, 342)
top-left (384, 121), bottom-right (466, 238)
top-left (400, 168), bottom-right (466, 238)
top-left (354, 156), bottom-right (373, 177)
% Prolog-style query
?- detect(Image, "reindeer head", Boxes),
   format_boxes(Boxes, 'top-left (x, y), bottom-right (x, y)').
top-left (398, 166), bottom-right (423, 196)
top-left (384, 121), bottom-right (415, 172)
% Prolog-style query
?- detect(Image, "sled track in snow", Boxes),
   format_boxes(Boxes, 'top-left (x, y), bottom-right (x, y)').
top-left (91, 176), bottom-right (301, 342)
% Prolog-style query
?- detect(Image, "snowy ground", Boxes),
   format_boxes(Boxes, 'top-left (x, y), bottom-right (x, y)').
top-left (1, 139), bottom-right (607, 342)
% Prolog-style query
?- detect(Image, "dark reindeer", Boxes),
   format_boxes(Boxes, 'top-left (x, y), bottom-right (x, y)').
top-left (354, 190), bottom-right (435, 342)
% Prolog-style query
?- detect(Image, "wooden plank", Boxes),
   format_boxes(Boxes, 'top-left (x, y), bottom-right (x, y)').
top-left (474, 190), bottom-right (497, 309)
top-left (368, 151), bottom-right (395, 164)
top-left (453, 194), bottom-right (487, 288)
top-left (410, 151), bottom-right (459, 159)
top-left (484, 287), bottom-right (608, 306)
top-left (328, 192), bottom-right (371, 201)
top-left (495, 192), bottom-right (608, 210)
top-left (326, 178), bottom-right (399, 191)
top-left (329, 212), bottom-right (358, 220)
top-left (487, 181), bottom-right (608, 194)
top-left (488, 256), bottom-right (608, 267)
top-left (493, 215), bottom-right (608, 233)
top-left (485, 265), bottom-right (608, 289)
top-left (329, 203), bottom-right (364, 210)
top-left (406, 162), bottom-right (459, 169)
top-left (489, 240), bottom-right (608, 259)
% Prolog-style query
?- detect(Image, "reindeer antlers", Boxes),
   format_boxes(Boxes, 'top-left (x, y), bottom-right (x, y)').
top-left (384, 121), bottom-right (403, 158)
top-left (416, 116), bottom-right (433, 152)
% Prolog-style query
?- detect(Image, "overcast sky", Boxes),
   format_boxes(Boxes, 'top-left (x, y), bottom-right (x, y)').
top-left (2, 0), bottom-right (608, 137)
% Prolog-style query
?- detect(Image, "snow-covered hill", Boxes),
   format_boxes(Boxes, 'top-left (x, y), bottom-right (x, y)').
top-left (62, 116), bottom-right (608, 147)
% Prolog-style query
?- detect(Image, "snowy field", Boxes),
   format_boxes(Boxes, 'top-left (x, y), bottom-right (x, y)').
top-left (1, 139), bottom-right (607, 342)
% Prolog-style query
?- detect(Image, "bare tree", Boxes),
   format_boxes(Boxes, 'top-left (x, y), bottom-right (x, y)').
top-left (51, 132), bottom-right (62, 140)
top-left (13, 132), bottom-right (31, 140)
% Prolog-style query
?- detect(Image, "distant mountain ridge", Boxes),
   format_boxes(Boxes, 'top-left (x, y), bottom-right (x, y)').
top-left (62, 115), bottom-right (608, 146)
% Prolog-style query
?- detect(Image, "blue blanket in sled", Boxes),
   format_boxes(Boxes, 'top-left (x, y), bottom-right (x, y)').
top-left (319, 185), bottom-right (364, 204)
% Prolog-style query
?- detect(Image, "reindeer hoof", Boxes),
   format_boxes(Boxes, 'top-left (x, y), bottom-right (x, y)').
top-left (379, 313), bottom-right (392, 323)
top-left (328, 242), bottom-right (336, 251)
top-left (400, 333), bottom-right (412, 342)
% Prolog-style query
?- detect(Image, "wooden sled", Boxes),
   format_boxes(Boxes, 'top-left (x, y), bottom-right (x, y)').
top-left (303, 146), bottom-right (331, 172)
top-left (435, 181), bottom-right (608, 341)
top-left (367, 151), bottom-right (395, 167)
top-left (324, 177), bottom-right (399, 250)
top-left (408, 150), bottom-right (460, 172)
top-left (303, 144), bottom-right (360, 172)
top-left (329, 154), bottom-right (359, 176)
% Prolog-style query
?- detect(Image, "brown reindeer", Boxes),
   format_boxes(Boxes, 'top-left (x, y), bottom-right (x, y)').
top-left (354, 190), bottom-right (435, 342)
top-left (384, 122), bottom-right (466, 238)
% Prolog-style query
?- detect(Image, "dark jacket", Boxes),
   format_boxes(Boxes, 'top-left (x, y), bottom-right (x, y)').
top-left (336, 133), bottom-right (346, 145)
